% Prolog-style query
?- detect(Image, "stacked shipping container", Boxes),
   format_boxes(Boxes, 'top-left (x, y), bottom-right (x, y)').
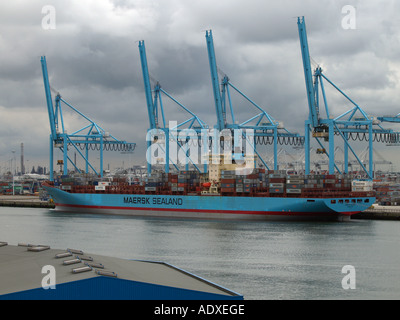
top-left (54, 168), bottom-right (376, 200)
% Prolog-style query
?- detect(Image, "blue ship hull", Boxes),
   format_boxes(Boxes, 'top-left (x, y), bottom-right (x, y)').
top-left (44, 185), bottom-right (375, 221)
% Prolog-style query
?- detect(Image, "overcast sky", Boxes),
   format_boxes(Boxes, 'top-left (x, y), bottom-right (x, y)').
top-left (0, 0), bottom-right (399, 174)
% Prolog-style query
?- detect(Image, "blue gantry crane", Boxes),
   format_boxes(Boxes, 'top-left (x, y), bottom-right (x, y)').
top-left (297, 17), bottom-right (399, 179)
top-left (378, 113), bottom-right (400, 123)
top-left (138, 41), bottom-right (208, 174)
top-left (41, 56), bottom-right (136, 181)
top-left (377, 113), bottom-right (400, 146)
top-left (205, 30), bottom-right (304, 171)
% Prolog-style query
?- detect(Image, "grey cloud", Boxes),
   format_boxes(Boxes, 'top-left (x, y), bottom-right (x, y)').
top-left (0, 0), bottom-right (399, 170)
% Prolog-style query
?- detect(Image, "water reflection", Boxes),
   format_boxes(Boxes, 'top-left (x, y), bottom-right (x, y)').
top-left (1, 207), bottom-right (399, 299)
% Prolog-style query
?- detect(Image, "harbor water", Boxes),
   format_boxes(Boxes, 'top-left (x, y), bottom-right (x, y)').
top-left (1, 206), bottom-right (399, 300)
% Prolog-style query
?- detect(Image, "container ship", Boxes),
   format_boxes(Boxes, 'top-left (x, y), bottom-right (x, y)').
top-left (42, 161), bottom-right (375, 221)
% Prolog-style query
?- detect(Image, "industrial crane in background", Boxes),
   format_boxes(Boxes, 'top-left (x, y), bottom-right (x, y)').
top-left (138, 41), bottom-right (209, 174)
top-left (40, 22), bottom-right (399, 182)
top-left (41, 56), bottom-right (136, 181)
top-left (378, 113), bottom-right (400, 123)
top-left (297, 17), bottom-right (399, 179)
top-left (205, 30), bottom-right (304, 171)
top-left (377, 114), bottom-right (400, 146)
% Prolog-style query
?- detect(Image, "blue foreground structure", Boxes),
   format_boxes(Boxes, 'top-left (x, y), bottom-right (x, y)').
top-left (0, 243), bottom-right (242, 300)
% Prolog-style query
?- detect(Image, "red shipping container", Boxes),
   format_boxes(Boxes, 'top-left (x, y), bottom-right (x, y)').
top-left (221, 179), bottom-right (235, 183)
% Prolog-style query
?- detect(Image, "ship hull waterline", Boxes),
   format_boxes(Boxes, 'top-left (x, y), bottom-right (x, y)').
top-left (43, 186), bottom-right (375, 222)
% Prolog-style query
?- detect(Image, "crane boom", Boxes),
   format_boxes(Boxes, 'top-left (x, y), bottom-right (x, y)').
top-left (138, 40), bottom-right (157, 129)
top-left (206, 30), bottom-right (225, 130)
top-left (378, 114), bottom-right (400, 123)
top-left (40, 56), bottom-right (58, 139)
top-left (297, 17), bottom-right (319, 128)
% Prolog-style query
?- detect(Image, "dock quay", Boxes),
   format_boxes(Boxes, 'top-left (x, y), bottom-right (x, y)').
top-left (352, 205), bottom-right (400, 221)
top-left (0, 195), bottom-right (54, 209)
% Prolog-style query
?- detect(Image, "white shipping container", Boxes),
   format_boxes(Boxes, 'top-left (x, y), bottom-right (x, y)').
top-left (352, 180), bottom-right (373, 191)
top-left (352, 180), bottom-right (373, 187)
top-left (286, 179), bottom-right (304, 184)
top-left (270, 183), bottom-right (284, 188)
top-left (286, 189), bottom-right (302, 194)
